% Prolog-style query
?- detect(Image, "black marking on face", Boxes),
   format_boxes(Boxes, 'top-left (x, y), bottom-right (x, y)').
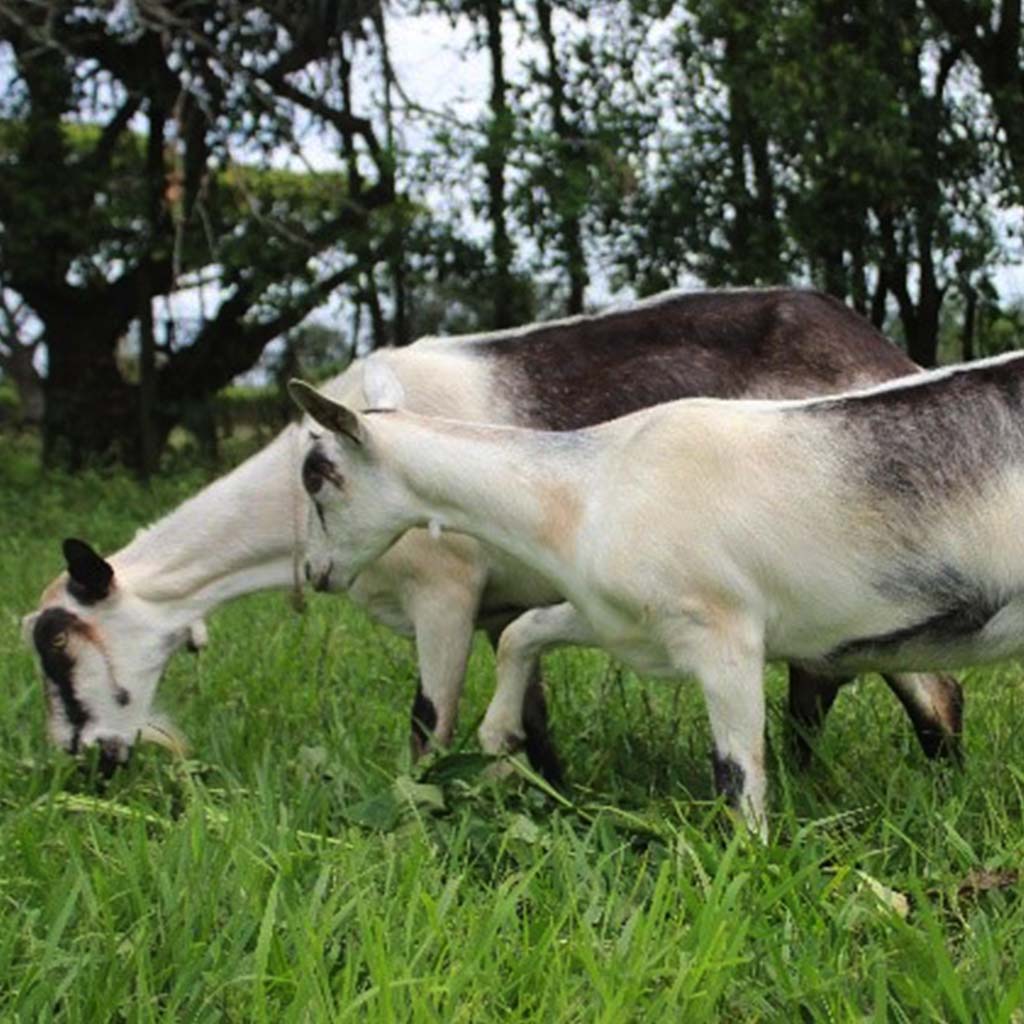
top-left (311, 561), bottom-right (333, 592)
top-left (302, 444), bottom-right (343, 497)
top-left (410, 680), bottom-right (438, 755)
top-left (522, 674), bottom-right (564, 786)
top-left (712, 750), bottom-right (746, 807)
top-left (33, 607), bottom-right (90, 733)
top-left (97, 737), bottom-right (130, 778)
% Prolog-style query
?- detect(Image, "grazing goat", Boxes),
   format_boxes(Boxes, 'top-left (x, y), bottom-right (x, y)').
top-left (290, 351), bottom-right (1024, 832)
top-left (22, 289), bottom-right (960, 772)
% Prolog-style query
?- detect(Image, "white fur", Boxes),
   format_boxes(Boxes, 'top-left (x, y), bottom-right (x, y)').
top-left (291, 355), bottom-right (1024, 835)
top-left (26, 425), bottom-right (304, 756)
top-left (363, 352), bottom-right (407, 410)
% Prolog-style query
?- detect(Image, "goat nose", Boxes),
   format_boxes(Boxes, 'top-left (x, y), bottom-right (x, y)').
top-left (97, 738), bottom-right (129, 778)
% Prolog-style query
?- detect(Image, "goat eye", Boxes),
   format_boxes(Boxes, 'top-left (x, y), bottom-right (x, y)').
top-left (302, 446), bottom-right (342, 495)
top-left (52, 632), bottom-right (68, 649)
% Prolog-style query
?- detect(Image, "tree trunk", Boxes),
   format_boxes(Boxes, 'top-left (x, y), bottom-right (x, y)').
top-left (869, 274), bottom-right (889, 331)
top-left (722, 13), bottom-right (784, 284)
top-left (2, 343), bottom-right (45, 426)
top-left (138, 267), bottom-right (159, 478)
top-left (960, 281), bottom-right (977, 362)
top-left (905, 280), bottom-right (942, 368)
top-left (481, 0), bottom-right (514, 328)
top-left (536, 0), bottom-right (587, 314)
top-left (43, 317), bottom-right (141, 469)
top-left (139, 93), bottom-right (167, 479)
top-left (374, 8), bottom-right (411, 345)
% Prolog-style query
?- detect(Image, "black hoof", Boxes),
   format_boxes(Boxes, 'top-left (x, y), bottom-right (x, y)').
top-left (409, 680), bottom-right (438, 759)
top-left (522, 678), bottom-right (564, 787)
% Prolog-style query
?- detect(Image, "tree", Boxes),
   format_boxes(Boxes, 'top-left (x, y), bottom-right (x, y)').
top-left (0, 284), bottom-right (42, 424)
top-left (473, 0), bottom-right (517, 328)
top-left (515, 0), bottom-right (590, 314)
top-left (926, 0), bottom-right (1024, 197)
top-left (599, 0), bottom-right (1000, 365)
top-left (0, 0), bottom-right (397, 469)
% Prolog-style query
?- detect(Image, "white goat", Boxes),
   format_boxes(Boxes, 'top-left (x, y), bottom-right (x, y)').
top-left (291, 351), bottom-right (1024, 832)
top-left (22, 288), bottom-right (961, 772)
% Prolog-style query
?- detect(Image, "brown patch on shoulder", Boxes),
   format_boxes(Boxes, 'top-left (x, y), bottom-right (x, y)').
top-left (537, 482), bottom-right (583, 556)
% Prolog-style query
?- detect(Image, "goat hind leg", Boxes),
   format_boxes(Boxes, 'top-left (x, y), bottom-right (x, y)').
top-left (787, 665), bottom-right (846, 768)
top-left (883, 672), bottom-right (963, 762)
top-left (521, 662), bottom-right (563, 785)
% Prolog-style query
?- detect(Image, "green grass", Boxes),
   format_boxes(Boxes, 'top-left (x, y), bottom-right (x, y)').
top-left (3, 435), bottom-right (1024, 1022)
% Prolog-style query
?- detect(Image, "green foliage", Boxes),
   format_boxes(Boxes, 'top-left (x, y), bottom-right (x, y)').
top-left (0, 118), bottom-right (351, 291)
top-left (0, 2), bottom-right (407, 467)
top-left (0, 377), bottom-right (18, 422)
top-left (3, 446), bottom-right (1024, 1019)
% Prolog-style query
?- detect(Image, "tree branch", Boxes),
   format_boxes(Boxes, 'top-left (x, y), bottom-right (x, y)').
top-left (83, 93), bottom-right (143, 175)
top-left (161, 263), bottom-right (359, 400)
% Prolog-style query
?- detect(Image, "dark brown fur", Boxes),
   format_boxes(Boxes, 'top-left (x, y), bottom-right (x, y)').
top-left (469, 289), bottom-right (915, 430)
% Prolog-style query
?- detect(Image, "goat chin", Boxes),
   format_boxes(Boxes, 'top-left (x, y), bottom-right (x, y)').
top-left (140, 716), bottom-right (189, 756)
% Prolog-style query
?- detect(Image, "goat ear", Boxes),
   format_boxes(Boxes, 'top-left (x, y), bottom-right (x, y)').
top-left (288, 379), bottom-right (365, 446)
top-left (62, 538), bottom-right (114, 603)
top-left (363, 355), bottom-right (405, 410)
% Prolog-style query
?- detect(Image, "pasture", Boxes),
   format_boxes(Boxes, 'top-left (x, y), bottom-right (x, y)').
top-left (3, 434), bottom-right (1024, 1022)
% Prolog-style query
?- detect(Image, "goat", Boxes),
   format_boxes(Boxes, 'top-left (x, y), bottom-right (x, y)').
top-left (290, 350), bottom-right (1024, 832)
top-left (22, 288), bottom-right (960, 771)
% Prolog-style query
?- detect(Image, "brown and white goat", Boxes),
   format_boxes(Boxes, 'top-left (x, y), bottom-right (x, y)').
top-left (292, 350), bottom-right (1024, 832)
top-left (22, 288), bottom-right (960, 772)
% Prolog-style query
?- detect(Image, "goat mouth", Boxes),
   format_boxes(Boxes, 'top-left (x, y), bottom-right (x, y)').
top-left (96, 738), bottom-right (133, 778)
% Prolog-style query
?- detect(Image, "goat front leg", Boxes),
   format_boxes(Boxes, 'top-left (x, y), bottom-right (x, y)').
top-left (481, 602), bottom-right (595, 782)
top-left (683, 614), bottom-right (768, 838)
top-left (408, 581), bottom-right (483, 759)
